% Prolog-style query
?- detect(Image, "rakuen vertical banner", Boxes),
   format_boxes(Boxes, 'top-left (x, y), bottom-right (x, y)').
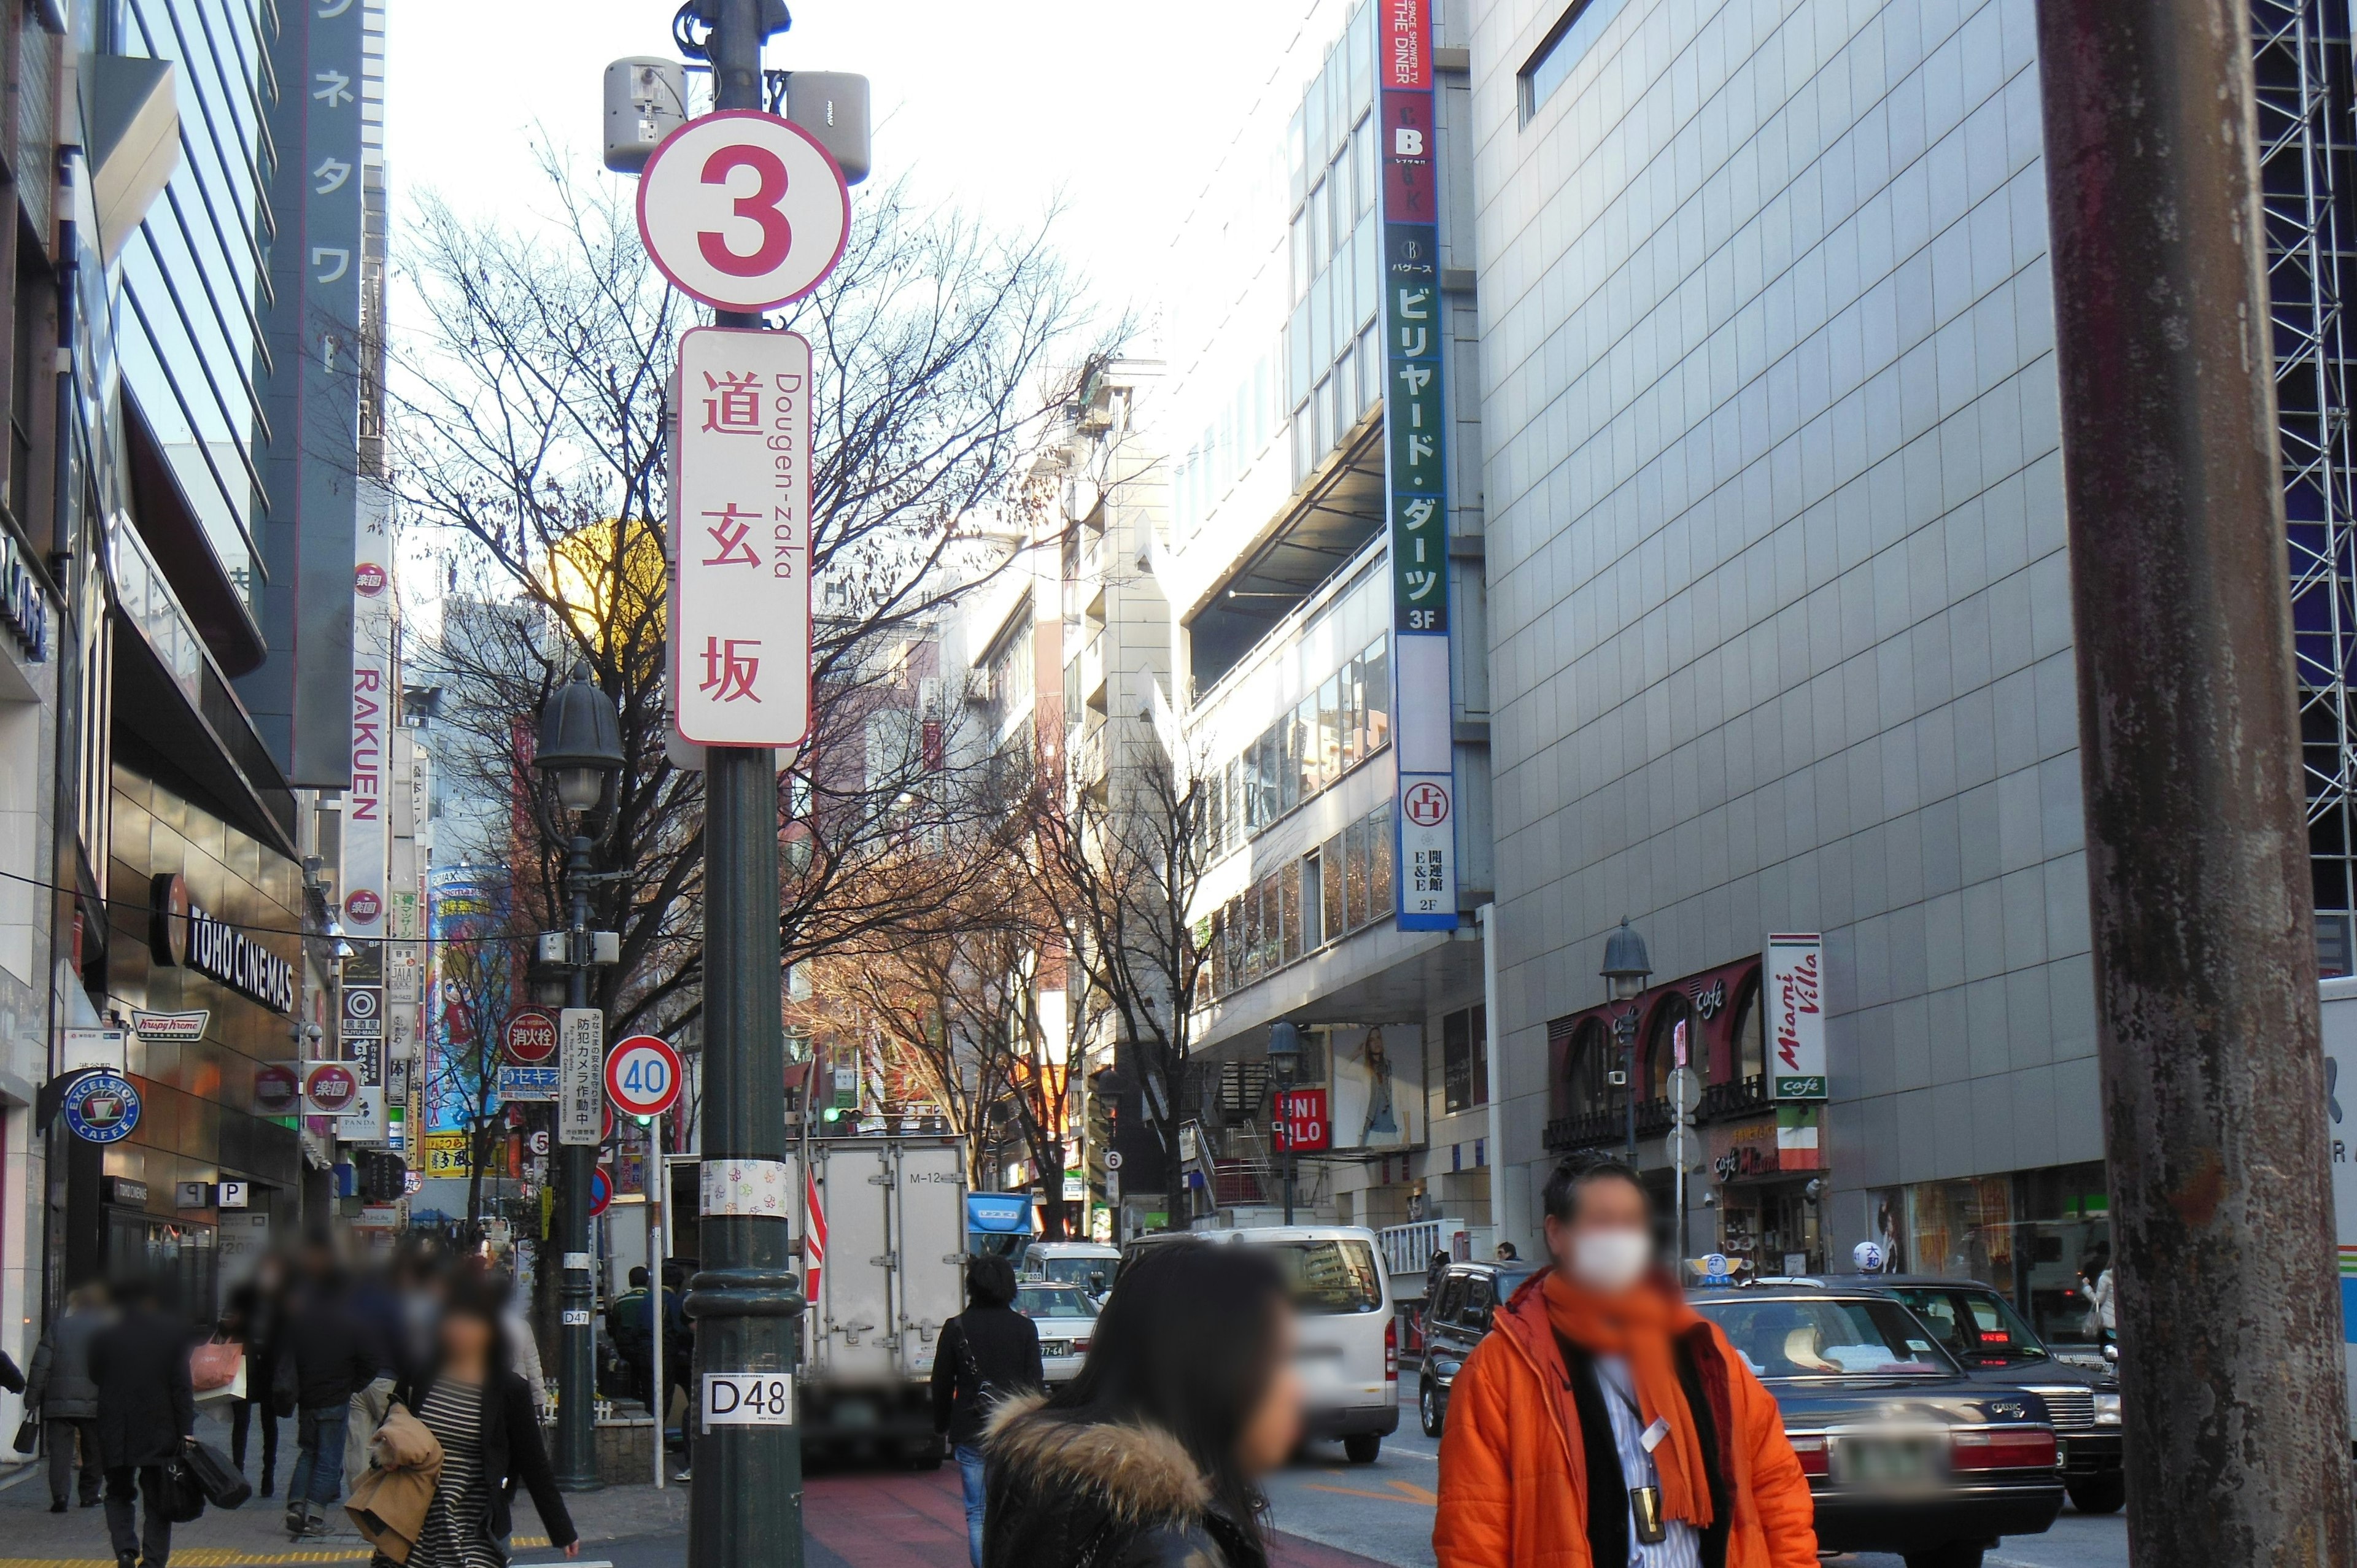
top-left (1377, 0), bottom-right (1458, 930)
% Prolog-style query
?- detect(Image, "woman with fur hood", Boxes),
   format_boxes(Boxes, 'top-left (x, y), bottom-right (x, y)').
top-left (982, 1242), bottom-right (1304, 1568)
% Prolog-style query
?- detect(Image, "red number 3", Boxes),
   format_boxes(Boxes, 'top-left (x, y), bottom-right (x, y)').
top-left (699, 144), bottom-right (792, 277)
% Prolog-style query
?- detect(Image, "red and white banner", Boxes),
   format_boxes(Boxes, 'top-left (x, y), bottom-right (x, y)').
top-left (670, 326), bottom-right (813, 747)
top-left (803, 1164), bottom-right (827, 1305)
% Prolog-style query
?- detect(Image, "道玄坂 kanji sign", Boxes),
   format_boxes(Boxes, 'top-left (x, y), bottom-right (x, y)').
top-left (671, 327), bottom-right (813, 747)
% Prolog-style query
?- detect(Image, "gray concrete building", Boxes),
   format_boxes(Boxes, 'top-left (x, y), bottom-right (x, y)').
top-left (1471, 0), bottom-right (2114, 1343)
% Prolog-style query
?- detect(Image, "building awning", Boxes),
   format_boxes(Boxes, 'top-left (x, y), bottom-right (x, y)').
top-left (83, 53), bottom-right (180, 264)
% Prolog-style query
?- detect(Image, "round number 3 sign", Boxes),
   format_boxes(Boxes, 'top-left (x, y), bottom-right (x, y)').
top-left (637, 109), bottom-right (851, 312)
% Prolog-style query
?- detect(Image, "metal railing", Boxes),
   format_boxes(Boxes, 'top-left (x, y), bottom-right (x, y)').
top-left (1542, 1075), bottom-right (1770, 1153)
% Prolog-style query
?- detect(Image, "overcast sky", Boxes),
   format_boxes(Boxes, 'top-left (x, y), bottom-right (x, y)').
top-left (384, 2), bottom-right (1304, 341)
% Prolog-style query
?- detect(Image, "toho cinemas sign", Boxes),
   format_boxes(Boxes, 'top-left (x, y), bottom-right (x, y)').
top-left (1765, 933), bottom-right (1827, 1102)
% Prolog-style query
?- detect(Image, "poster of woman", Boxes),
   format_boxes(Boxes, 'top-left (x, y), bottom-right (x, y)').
top-left (1327, 1025), bottom-right (1419, 1149)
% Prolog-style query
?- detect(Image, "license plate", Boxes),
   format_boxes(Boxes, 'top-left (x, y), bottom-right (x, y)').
top-left (833, 1400), bottom-right (877, 1428)
top-left (1833, 1435), bottom-right (1945, 1486)
top-left (2056, 1440), bottom-right (2069, 1462)
top-left (1042, 1342), bottom-right (1070, 1357)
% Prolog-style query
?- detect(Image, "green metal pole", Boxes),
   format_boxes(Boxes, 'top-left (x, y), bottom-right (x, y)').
top-left (686, 9), bottom-right (803, 1567)
top-left (555, 832), bottom-right (600, 1491)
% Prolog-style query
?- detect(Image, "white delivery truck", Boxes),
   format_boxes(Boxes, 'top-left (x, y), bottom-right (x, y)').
top-left (788, 1133), bottom-right (968, 1466)
top-left (2320, 978), bottom-right (2357, 1436)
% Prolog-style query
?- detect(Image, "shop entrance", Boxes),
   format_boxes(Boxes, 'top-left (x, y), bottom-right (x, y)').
top-left (1714, 1180), bottom-right (1822, 1275)
top-left (106, 1210), bottom-right (217, 1319)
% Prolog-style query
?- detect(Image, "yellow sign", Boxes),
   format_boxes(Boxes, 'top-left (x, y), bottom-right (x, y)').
top-left (424, 1132), bottom-right (474, 1180)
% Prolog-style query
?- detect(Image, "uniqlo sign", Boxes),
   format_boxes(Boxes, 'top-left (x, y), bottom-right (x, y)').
top-left (1274, 1088), bottom-right (1331, 1153)
top-left (671, 326), bottom-right (813, 747)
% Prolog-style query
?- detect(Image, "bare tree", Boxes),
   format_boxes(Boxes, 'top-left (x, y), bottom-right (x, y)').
top-left (1028, 736), bottom-right (1216, 1227)
top-left (389, 145), bottom-right (1110, 1052)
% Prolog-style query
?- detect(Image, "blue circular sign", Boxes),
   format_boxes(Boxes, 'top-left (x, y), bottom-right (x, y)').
top-left (63, 1073), bottom-right (141, 1144)
top-left (588, 1167), bottom-right (613, 1218)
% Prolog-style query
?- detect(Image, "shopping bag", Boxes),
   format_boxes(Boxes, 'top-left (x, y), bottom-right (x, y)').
top-left (189, 1338), bottom-right (242, 1393)
top-left (11, 1414), bottom-right (36, 1454)
top-left (185, 1439), bottom-right (250, 1509)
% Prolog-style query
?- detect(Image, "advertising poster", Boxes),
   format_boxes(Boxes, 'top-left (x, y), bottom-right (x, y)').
top-left (1325, 1025), bottom-right (1422, 1151)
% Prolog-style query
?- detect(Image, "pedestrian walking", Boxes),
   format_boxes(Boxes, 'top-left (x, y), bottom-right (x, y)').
top-left (27, 1282), bottom-right (111, 1512)
top-left (983, 1242), bottom-right (1302, 1568)
top-left (387, 1279), bottom-right (579, 1567)
top-left (604, 1267), bottom-right (654, 1416)
top-left (87, 1279), bottom-right (196, 1568)
top-left (931, 1256), bottom-right (1044, 1568)
top-left (281, 1245), bottom-right (392, 1536)
top-left (220, 1257), bottom-right (285, 1496)
top-left (1433, 1157), bottom-right (1818, 1568)
top-left (2081, 1246), bottom-right (2117, 1348)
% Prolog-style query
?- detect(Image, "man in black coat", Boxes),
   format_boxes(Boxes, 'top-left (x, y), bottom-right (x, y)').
top-left (930, 1257), bottom-right (1043, 1568)
top-left (279, 1245), bottom-right (390, 1535)
top-left (88, 1279), bottom-right (195, 1568)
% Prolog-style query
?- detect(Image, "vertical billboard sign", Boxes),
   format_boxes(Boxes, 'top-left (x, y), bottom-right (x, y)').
top-left (1377, 0), bottom-right (1458, 930)
top-left (1765, 933), bottom-right (1829, 1101)
top-left (239, 0), bottom-right (368, 782)
top-left (346, 489), bottom-right (392, 946)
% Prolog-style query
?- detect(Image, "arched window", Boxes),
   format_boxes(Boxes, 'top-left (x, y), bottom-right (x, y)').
top-left (1731, 981), bottom-right (1765, 1085)
top-left (1643, 992), bottom-right (1697, 1101)
top-left (1565, 1018), bottom-right (1614, 1116)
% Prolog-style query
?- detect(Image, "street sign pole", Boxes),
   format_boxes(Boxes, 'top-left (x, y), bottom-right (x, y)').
top-left (689, 7), bottom-right (802, 1568)
top-left (651, 1108), bottom-right (664, 1493)
top-left (555, 831), bottom-right (600, 1493)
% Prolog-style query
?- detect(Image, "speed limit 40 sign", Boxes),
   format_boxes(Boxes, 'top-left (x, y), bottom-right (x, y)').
top-left (606, 1033), bottom-right (683, 1118)
top-left (637, 109), bottom-right (850, 312)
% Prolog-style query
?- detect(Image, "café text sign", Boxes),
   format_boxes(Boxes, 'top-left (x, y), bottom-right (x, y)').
top-left (670, 326), bottom-right (813, 747)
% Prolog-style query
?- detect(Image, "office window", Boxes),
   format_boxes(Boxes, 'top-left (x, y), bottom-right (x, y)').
top-left (1345, 815), bottom-right (1370, 929)
top-left (1279, 709), bottom-right (1302, 815)
top-left (1368, 803), bottom-right (1395, 913)
top-left (1280, 860), bottom-right (1304, 965)
top-left (1363, 636), bottom-right (1391, 752)
top-left (1353, 116), bottom-right (1376, 218)
top-left (1317, 674), bottom-right (1341, 791)
top-left (1321, 831), bottom-right (1345, 940)
top-left (1519, 0), bottom-right (1632, 125)
top-left (1341, 656), bottom-right (1363, 771)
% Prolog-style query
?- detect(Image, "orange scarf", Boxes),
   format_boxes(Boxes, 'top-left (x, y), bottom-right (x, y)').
top-left (1542, 1272), bottom-right (1716, 1530)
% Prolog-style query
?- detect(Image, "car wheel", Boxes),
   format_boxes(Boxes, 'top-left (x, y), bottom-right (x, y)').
top-left (1342, 1433), bottom-right (1382, 1464)
top-left (1419, 1377), bottom-right (1444, 1439)
top-left (1901, 1547), bottom-right (1984, 1568)
top-left (2067, 1473), bottom-right (2126, 1514)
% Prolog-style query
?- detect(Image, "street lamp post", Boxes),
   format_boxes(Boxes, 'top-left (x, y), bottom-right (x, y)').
top-left (1600, 919), bottom-right (1652, 1169)
top-left (686, 7), bottom-right (805, 1568)
top-left (1268, 1021), bottom-right (1301, 1224)
top-left (534, 663), bottom-right (624, 1493)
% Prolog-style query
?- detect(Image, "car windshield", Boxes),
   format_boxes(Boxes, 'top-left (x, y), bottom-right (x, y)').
top-left (1694, 1296), bottom-right (1959, 1380)
top-left (1014, 1286), bottom-right (1094, 1320)
top-left (1889, 1286), bottom-right (2048, 1362)
top-left (1035, 1257), bottom-right (1112, 1287)
top-left (1267, 1239), bottom-right (1385, 1315)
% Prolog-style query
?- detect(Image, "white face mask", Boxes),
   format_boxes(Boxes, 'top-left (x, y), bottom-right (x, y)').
top-left (1569, 1227), bottom-right (1654, 1293)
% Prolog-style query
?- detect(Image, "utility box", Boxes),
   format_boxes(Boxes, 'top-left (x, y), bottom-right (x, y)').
top-left (605, 57), bottom-right (688, 174)
top-left (783, 71), bottom-right (871, 185)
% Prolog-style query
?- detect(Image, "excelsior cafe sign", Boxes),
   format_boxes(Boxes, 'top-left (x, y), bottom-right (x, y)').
top-left (149, 874), bottom-right (295, 1013)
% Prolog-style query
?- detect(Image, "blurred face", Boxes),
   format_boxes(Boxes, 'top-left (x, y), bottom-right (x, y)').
top-left (1543, 1175), bottom-right (1655, 1296)
top-left (439, 1310), bottom-right (497, 1369)
top-left (1233, 1304), bottom-right (1304, 1477)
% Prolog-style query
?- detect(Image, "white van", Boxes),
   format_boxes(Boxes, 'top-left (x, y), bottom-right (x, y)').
top-left (1023, 1240), bottom-right (1121, 1302)
top-left (1120, 1224), bottom-right (1399, 1462)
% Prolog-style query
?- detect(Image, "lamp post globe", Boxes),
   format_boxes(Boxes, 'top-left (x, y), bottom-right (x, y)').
top-left (536, 663), bottom-right (624, 815)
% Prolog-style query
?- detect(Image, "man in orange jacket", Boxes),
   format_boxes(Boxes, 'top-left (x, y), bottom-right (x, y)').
top-left (1434, 1157), bottom-right (1818, 1568)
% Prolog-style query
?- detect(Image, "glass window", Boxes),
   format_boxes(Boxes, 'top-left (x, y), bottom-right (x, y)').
top-left (1444, 1008), bottom-right (1473, 1113)
top-left (1369, 804), bottom-right (1395, 913)
top-left (1014, 1285), bottom-right (1095, 1319)
top-left (1888, 1286), bottom-right (2050, 1364)
top-left (1308, 178), bottom-right (1329, 280)
top-left (1733, 986), bottom-right (1764, 1081)
top-left (1304, 63), bottom-right (1328, 174)
top-left (1472, 1004), bottom-right (1489, 1104)
top-left (1269, 1238), bottom-right (1384, 1315)
top-left (1520, 0), bottom-right (1636, 125)
top-left (1691, 1297), bottom-right (1958, 1381)
top-left (1345, 816), bottom-right (1370, 929)
top-left (1279, 710), bottom-right (1302, 815)
top-left (1335, 342), bottom-right (1358, 430)
top-left (1280, 860), bottom-right (1304, 965)
top-left (1353, 116), bottom-right (1377, 217)
top-left (1296, 693), bottom-right (1320, 801)
top-left (1341, 656), bottom-right (1363, 771)
top-left (1257, 729), bottom-right (1281, 827)
top-left (1225, 897), bottom-right (1246, 988)
top-left (1906, 1178), bottom-right (2020, 1297)
top-left (1288, 102), bottom-right (1307, 194)
top-left (1317, 674), bottom-right (1342, 792)
top-left (1207, 908), bottom-right (1226, 997)
top-left (1431, 1276), bottom-right (1466, 1325)
top-left (1301, 851), bottom-right (1325, 950)
top-left (1360, 317), bottom-right (1383, 399)
top-left (1321, 832), bottom-right (1345, 938)
top-left (1242, 885), bottom-right (1264, 981)
top-left (1363, 636), bottom-right (1390, 752)
top-left (1460, 1276), bottom-right (1496, 1327)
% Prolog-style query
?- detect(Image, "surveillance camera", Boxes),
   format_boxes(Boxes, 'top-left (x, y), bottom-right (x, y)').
top-left (1803, 1178), bottom-right (1824, 1203)
top-left (1702, 1192), bottom-right (1718, 1208)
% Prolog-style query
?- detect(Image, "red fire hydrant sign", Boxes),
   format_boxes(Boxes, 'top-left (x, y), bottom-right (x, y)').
top-left (670, 325), bottom-right (813, 747)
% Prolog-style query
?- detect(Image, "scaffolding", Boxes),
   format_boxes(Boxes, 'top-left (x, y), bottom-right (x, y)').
top-left (2253, 0), bottom-right (2357, 971)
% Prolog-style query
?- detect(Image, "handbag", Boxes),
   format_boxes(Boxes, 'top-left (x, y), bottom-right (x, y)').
top-left (11, 1414), bottom-right (36, 1455)
top-left (190, 1338), bottom-right (242, 1394)
top-left (184, 1439), bottom-right (251, 1509)
top-left (159, 1455), bottom-right (206, 1524)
